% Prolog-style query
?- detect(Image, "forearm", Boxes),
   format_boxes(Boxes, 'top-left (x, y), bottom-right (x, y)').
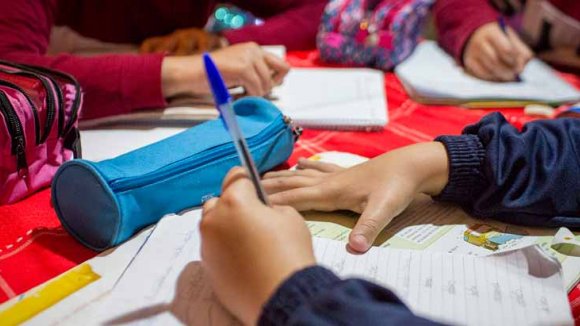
top-left (260, 266), bottom-right (437, 325)
top-left (3, 52), bottom-right (167, 120)
top-left (0, 0), bottom-right (166, 120)
top-left (433, 0), bottom-right (498, 63)
top-left (435, 113), bottom-right (580, 227)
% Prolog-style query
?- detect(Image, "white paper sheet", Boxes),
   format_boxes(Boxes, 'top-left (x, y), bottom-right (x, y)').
top-left (272, 68), bottom-right (388, 130)
top-left (51, 210), bottom-right (572, 326)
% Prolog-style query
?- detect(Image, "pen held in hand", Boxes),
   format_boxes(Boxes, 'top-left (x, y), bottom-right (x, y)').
top-left (497, 16), bottom-right (522, 82)
top-left (203, 53), bottom-right (270, 205)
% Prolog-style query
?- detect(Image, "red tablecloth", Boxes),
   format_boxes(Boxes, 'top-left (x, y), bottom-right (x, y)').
top-left (1, 50), bottom-right (579, 321)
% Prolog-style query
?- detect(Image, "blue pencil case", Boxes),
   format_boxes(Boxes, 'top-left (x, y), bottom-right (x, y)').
top-left (52, 97), bottom-right (298, 251)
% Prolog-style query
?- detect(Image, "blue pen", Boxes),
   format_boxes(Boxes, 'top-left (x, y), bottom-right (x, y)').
top-left (498, 16), bottom-right (522, 82)
top-left (203, 53), bottom-right (270, 205)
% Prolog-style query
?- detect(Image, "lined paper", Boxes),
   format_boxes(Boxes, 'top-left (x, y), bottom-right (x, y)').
top-left (56, 210), bottom-right (572, 325)
top-left (314, 238), bottom-right (572, 325)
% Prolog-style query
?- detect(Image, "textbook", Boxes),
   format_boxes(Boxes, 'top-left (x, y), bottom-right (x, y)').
top-left (80, 68), bottom-right (388, 131)
top-left (395, 41), bottom-right (580, 107)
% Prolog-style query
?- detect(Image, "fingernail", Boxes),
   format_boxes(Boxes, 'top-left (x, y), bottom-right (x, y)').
top-left (350, 234), bottom-right (370, 252)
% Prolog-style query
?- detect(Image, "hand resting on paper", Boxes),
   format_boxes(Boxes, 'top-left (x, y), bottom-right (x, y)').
top-left (263, 142), bottom-right (449, 253)
top-left (200, 167), bottom-right (316, 325)
top-left (161, 42), bottom-right (290, 99)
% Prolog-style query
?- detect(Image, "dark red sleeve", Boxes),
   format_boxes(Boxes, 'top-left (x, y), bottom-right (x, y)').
top-left (0, 0), bottom-right (166, 120)
top-left (433, 0), bottom-right (498, 64)
top-left (223, 1), bottom-right (327, 51)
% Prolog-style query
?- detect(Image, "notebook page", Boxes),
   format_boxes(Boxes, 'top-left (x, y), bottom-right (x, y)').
top-left (273, 68), bottom-right (388, 130)
top-left (395, 41), bottom-right (580, 103)
top-left (314, 238), bottom-right (572, 325)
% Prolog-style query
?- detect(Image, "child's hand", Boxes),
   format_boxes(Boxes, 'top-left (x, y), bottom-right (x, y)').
top-left (463, 22), bottom-right (533, 81)
top-left (161, 42), bottom-right (290, 98)
top-left (263, 142), bottom-right (449, 253)
top-left (200, 167), bottom-right (316, 325)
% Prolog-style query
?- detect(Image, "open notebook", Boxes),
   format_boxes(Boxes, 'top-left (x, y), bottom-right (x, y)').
top-left (80, 68), bottom-right (388, 131)
top-left (395, 41), bottom-right (580, 107)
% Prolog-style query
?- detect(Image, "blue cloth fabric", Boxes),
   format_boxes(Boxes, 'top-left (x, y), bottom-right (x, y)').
top-left (259, 266), bottom-right (438, 325)
top-left (436, 112), bottom-right (580, 228)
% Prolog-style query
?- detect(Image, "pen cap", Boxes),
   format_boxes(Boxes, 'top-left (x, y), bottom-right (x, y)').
top-left (203, 53), bottom-right (231, 108)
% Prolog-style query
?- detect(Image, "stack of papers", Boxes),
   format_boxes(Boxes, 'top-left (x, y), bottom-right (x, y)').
top-left (395, 41), bottom-right (580, 107)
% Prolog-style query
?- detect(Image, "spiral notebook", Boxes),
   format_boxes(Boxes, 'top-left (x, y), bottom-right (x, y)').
top-left (80, 68), bottom-right (388, 131)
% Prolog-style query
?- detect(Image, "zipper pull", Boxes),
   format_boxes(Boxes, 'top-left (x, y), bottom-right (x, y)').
top-left (283, 115), bottom-right (303, 142)
top-left (15, 136), bottom-right (28, 178)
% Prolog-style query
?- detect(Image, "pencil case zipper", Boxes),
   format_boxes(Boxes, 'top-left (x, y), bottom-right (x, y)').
top-left (109, 117), bottom-right (290, 192)
top-left (0, 90), bottom-right (28, 176)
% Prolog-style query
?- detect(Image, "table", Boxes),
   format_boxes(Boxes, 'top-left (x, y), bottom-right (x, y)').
top-left (0, 50), bottom-right (578, 321)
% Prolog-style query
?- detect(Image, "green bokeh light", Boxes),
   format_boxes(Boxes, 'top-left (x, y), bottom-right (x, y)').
top-left (231, 15), bottom-right (245, 28)
top-left (214, 8), bottom-right (228, 20)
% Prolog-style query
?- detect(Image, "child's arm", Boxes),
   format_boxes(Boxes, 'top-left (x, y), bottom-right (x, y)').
top-left (436, 112), bottom-right (580, 227)
top-left (264, 113), bottom-right (580, 252)
top-left (201, 168), bottom-right (437, 325)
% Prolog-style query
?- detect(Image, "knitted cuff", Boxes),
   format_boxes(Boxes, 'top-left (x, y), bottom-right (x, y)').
top-left (434, 134), bottom-right (487, 205)
top-left (258, 266), bottom-right (340, 326)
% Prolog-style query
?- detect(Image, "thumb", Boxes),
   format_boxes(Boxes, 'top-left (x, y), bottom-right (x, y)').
top-left (348, 189), bottom-right (410, 253)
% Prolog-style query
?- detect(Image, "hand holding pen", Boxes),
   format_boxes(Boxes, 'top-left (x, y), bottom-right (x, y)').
top-left (203, 52), bottom-right (270, 205)
top-left (463, 19), bottom-right (533, 82)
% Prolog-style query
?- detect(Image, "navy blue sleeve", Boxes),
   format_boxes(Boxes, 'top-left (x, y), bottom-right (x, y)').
top-left (258, 266), bottom-right (439, 326)
top-left (434, 112), bottom-right (580, 228)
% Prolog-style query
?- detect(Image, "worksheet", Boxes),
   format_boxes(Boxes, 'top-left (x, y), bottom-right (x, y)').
top-left (56, 210), bottom-right (571, 325)
top-left (304, 152), bottom-right (580, 291)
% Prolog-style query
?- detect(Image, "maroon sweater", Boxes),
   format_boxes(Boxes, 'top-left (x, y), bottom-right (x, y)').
top-left (434, 0), bottom-right (580, 64)
top-left (0, 0), bottom-right (326, 119)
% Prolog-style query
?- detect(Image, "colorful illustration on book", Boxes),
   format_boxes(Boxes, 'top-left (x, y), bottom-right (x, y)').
top-left (463, 224), bottom-right (523, 251)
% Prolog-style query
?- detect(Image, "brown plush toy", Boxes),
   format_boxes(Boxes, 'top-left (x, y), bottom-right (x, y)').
top-left (140, 28), bottom-right (226, 55)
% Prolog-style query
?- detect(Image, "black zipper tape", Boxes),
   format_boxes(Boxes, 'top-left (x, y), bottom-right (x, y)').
top-left (0, 61), bottom-right (81, 137)
top-left (0, 91), bottom-right (28, 176)
top-left (0, 68), bottom-right (57, 144)
top-left (0, 80), bottom-right (40, 145)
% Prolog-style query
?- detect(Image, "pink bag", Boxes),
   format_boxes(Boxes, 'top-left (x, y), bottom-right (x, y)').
top-left (317, 0), bottom-right (434, 70)
top-left (0, 61), bottom-right (82, 204)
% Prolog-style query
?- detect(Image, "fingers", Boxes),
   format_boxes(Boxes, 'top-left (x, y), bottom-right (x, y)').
top-left (465, 57), bottom-right (496, 81)
top-left (254, 58), bottom-right (274, 96)
top-left (242, 70), bottom-right (265, 96)
top-left (263, 169), bottom-right (323, 180)
top-left (507, 29), bottom-right (534, 72)
top-left (479, 41), bottom-right (517, 81)
top-left (297, 158), bottom-right (344, 172)
top-left (202, 197), bottom-right (219, 216)
top-left (221, 167), bottom-right (249, 193)
top-left (348, 187), bottom-right (411, 253)
top-left (488, 30), bottom-right (517, 67)
top-left (264, 53), bottom-right (290, 85)
top-left (269, 186), bottom-right (334, 211)
top-left (263, 176), bottom-right (320, 194)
